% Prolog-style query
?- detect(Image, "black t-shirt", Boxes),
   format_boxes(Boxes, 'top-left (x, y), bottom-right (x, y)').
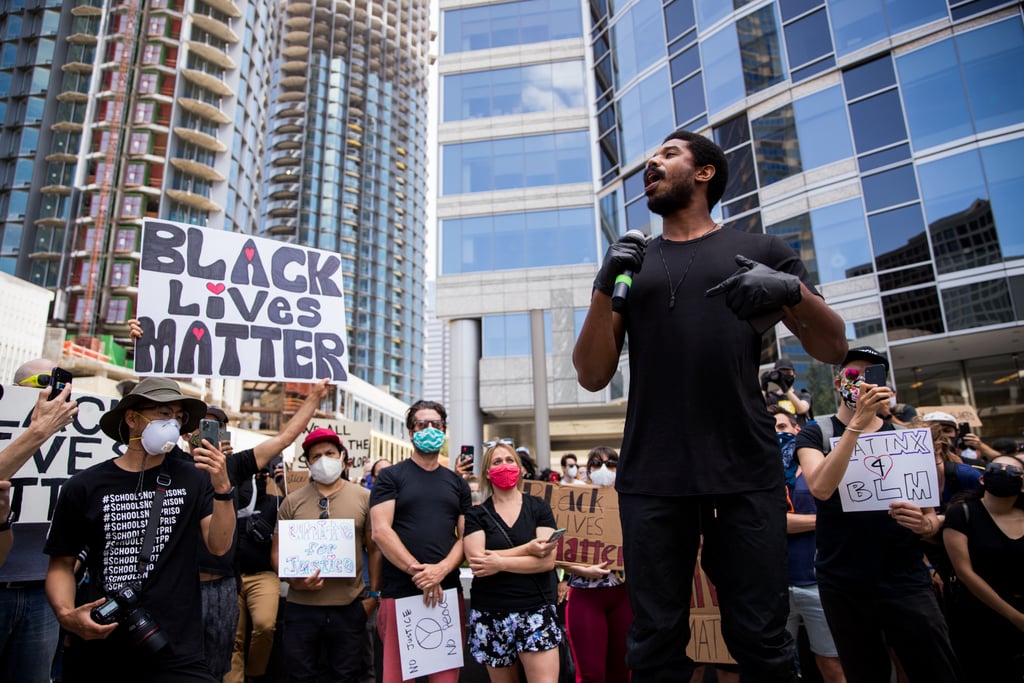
top-left (236, 486), bottom-right (280, 575)
top-left (944, 498), bottom-right (1024, 613)
top-left (619, 228), bottom-right (819, 496)
top-left (464, 495), bottom-right (557, 612)
top-left (192, 447), bottom-right (259, 576)
top-left (796, 417), bottom-right (930, 596)
top-left (44, 456), bottom-right (214, 673)
top-left (369, 459), bottom-right (472, 599)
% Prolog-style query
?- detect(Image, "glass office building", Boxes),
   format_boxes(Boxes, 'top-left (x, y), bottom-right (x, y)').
top-left (0, 0), bottom-right (277, 355)
top-left (436, 0), bottom-right (1024, 455)
top-left (264, 0), bottom-right (431, 403)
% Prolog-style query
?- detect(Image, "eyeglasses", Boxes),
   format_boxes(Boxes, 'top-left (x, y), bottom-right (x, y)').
top-left (17, 373), bottom-right (51, 388)
top-left (483, 438), bottom-right (515, 449)
top-left (986, 462), bottom-right (1024, 477)
top-left (318, 497), bottom-right (329, 519)
top-left (412, 419), bottom-right (446, 431)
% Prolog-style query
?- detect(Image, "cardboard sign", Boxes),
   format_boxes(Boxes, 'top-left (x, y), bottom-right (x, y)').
top-left (135, 219), bottom-right (349, 382)
top-left (291, 418), bottom-right (372, 473)
top-left (832, 428), bottom-right (940, 512)
top-left (917, 404), bottom-right (982, 428)
top-left (0, 385), bottom-right (122, 523)
top-left (687, 547), bottom-right (733, 664)
top-left (277, 519), bottom-right (357, 578)
top-left (395, 588), bottom-right (464, 679)
top-left (522, 480), bottom-right (623, 570)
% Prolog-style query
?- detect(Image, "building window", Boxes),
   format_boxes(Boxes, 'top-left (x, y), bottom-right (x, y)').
top-left (142, 44), bottom-right (162, 65)
top-left (442, 61), bottom-right (585, 121)
top-left (124, 162), bottom-right (146, 186)
top-left (147, 16), bottom-right (167, 36)
top-left (765, 198), bottom-right (872, 286)
top-left (110, 261), bottom-right (134, 287)
top-left (134, 101), bottom-right (154, 124)
top-left (442, 131), bottom-right (591, 194)
top-left (115, 228), bottom-right (138, 251)
top-left (482, 313), bottom-right (532, 357)
top-left (121, 195), bottom-right (143, 217)
top-left (138, 72), bottom-right (159, 94)
top-left (129, 132), bottom-right (150, 154)
top-left (106, 297), bottom-right (131, 323)
top-left (881, 286), bottom-right (944, 339)
top-left (826, 0), bottom-right (946, 57)
top-left (442, 0), bottom-right (582, 54)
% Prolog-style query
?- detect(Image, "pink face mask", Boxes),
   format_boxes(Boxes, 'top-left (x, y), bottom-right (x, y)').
top-left (488, 463), bottom-right (521, 490)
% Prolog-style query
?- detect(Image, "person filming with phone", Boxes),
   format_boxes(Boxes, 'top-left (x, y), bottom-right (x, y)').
top-left (44, 377), bottom-right (235, 683)
top-left (0, 359), bottom-right (79, 683)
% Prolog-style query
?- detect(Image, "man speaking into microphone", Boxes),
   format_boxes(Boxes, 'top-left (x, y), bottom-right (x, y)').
top-left (574, 130), bottom-right (847, 683)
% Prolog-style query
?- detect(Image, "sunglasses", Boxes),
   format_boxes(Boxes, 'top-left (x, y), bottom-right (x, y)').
top-left (986, 463), bottom-right (1024, 477)
top-left (484, 438), bottom-right (515, 449)
top-left (17, 373), bottom-right (51, 388)
top-left (589, 459), bottom-right (618, 469)
top-left (412, 419), bottom-right (446, 431)
top-left (318, 497), bottom-right (329, 520)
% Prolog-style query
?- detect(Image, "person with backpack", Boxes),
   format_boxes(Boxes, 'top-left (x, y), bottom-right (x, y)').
top-left (795, 346), bottom-right (961, 683)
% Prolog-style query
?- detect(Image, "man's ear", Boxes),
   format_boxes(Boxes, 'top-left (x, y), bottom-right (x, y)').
top-left (695, 164), bottom-right (715, 182)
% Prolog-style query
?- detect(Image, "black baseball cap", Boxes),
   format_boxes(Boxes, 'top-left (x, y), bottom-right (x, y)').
top-left (774, 357), bottom-right (795, 372)
top-left (841, 345), bottom-right (889, 373)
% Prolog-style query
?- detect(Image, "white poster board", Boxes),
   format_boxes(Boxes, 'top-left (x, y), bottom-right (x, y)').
top-left (277, 519), bottom-right (357, 577)
top-left (291, 418), bottom-right (372, 477)
top-left (395, 588), bottom-right (464, 679)
top-left (135, 219), bottom-right (349, 382)
top-left (0, 385), bottom-right (122, 523)
top-left (833, 428), bottom-right (941, 512)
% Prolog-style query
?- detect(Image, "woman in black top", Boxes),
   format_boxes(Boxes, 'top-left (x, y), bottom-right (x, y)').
top-left (943, 455), bottom-right (1024, 681)
top-left (464, 442), bottom-right (561, 682)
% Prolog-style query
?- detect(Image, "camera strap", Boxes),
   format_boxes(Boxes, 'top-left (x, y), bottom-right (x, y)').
top-left (136, 460), bottom-right (172, 577)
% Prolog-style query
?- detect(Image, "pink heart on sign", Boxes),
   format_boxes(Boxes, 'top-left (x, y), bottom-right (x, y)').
top-left (244, 247), bottom-right (255, 261)
top-left (191, 327), bottom-right (205, 341)
top-left (206, 282), bottom-right (225, 295)
top-left (863, 455), bottom-right (894, 480)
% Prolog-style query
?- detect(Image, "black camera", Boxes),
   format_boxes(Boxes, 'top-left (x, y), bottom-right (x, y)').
top-left (90, 582), bottom-right (168, 654)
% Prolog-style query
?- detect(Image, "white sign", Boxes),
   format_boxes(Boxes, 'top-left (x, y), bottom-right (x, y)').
top-left (135, 219), bottom-right (350, 382)
top-left (833, 428), bottom-right (941, 512)
top-left (277, 519), bottom-right (357, 578)
top-left (396, 588), bottom-right (464, 680)
top-left (291, 418), bottom-right (372, 475)
top-left (0, 385), bottom-right (122, 523)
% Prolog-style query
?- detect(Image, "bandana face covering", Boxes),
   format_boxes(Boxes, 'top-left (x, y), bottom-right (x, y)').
top-left (837, 367), bottom-right (864, 411)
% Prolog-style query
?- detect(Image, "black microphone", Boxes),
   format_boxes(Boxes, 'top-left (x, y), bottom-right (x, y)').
top-left (611, 230), bottom-right (647, 313)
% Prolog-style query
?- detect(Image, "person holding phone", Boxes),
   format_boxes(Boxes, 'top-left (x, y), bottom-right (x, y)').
top-left (795, 346), bottom-right (960, 682)
top-left (464, 440), bottom-right (561, 682)
top-left (0, 359), bottom-right (79, 683)
top-left (562, 446), bottom-right (633, 683)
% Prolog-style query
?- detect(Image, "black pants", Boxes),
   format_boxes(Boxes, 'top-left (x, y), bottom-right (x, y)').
top-left (619, 489), bottom-right (794, 683)
top-left (282, 600), bottom-right (367, 683)
top-left (818, 583), bottom-right (961, 683)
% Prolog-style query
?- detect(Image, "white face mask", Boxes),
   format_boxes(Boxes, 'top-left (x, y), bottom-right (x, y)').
top-left (566, 465), bottom-right (579, 478)
top-left (589, 464), bottom-right (616, 487)
top-left (139, 418), bottom-right (181, 455)
top-left (309, 456), bottom-right (343, 484)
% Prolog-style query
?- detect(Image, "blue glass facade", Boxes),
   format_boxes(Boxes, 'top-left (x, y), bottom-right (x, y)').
top-left (592, 0), bottom-right (1024, 439)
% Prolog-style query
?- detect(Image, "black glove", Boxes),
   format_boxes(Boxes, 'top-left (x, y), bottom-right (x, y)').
top-left (594, 232), bottom-right (647, 296)
top-left (778, 372), bottom-right (795, 392)
top-left (705, 255), bottom-right (802, 320)
top-left (760, 371), bottom-right (772, 393)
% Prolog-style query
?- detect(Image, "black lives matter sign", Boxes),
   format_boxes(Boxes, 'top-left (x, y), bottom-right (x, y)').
top-left (135, 220), bottom-right (350, 382)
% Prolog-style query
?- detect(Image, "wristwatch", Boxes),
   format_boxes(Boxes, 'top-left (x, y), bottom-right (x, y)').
top-left (0, 511), bottom-right (14, 532)
top-left (213, 486), bottom-right (236, 501)
top-left (366, 590), bottom-right (381, 605)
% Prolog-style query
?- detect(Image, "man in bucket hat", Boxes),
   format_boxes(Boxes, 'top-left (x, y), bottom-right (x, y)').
top-left (44, 377), bottom-right (235, 683)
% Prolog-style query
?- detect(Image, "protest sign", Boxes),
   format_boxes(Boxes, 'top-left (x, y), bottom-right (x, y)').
top-left (0, 385), bottom-right (122, 523)
top-left (917, 404), bottom-right (982, 428)
top-left (277, 519), bottom-right (357, 578)
top-left (832, 427), bottom-right (940, 512)
top-left (523, 480), bottom-right (623, 570)
top-left (687, 546), bottom-right (734, 664)
top-left (395, 588), bottom-right (463, 679)
top-left (135, 219), bottom-right (349, 382)
top-left (290, 418), bottom-right (372, 473)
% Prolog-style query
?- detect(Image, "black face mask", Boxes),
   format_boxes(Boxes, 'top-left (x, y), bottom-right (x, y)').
top-left (984, 470), bottom-right (1023, 498)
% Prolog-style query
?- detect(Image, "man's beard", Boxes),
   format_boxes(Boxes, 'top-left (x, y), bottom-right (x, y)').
top-left (647, 175), bottom-right (695, 216)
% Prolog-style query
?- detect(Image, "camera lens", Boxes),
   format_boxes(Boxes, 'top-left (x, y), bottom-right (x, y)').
top-left (126, 609), bottom-right (169, 653)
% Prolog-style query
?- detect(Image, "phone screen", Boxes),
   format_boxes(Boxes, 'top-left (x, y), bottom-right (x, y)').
top-left (49, 367), bottom-right (72, 401)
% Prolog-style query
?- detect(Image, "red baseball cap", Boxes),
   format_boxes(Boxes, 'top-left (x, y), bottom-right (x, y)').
top-left (302, 428), bottom-right (342, 456)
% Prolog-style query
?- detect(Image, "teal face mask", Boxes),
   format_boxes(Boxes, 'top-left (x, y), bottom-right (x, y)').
top-left (412, 427), bottom-right (446, 454)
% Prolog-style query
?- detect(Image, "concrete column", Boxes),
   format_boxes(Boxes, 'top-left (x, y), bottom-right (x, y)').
top-left (449, 318), bottom-right (482, 471)
top-left (530, 309), bottom-right (551, 471)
